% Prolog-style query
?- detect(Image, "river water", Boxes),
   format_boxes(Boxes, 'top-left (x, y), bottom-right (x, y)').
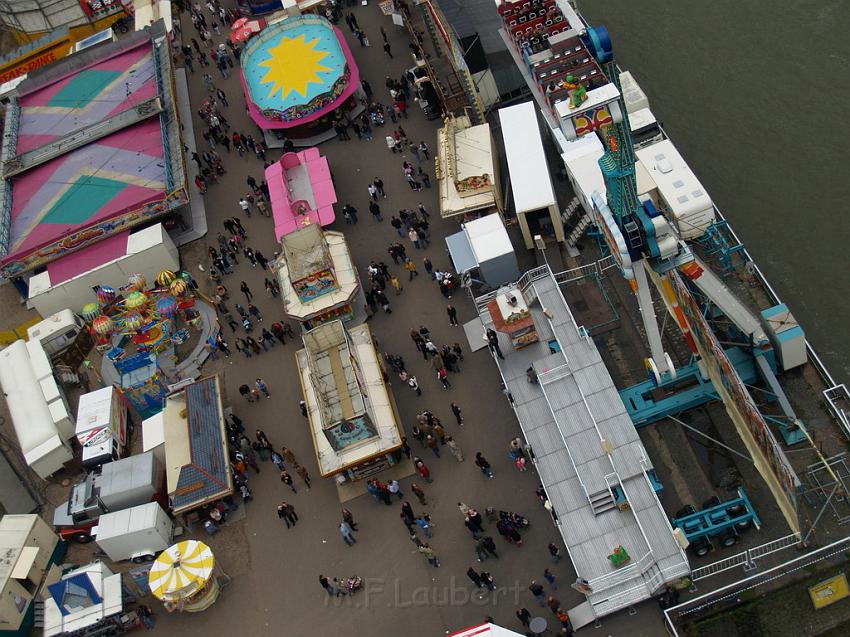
top-left (579, 0), bottom-right (850, 383)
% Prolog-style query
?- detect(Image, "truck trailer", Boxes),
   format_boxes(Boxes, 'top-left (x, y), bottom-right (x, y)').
top-left (53, 451), bottom-right (163, 543)
top-left (93, 501), bottom-right (173, 563)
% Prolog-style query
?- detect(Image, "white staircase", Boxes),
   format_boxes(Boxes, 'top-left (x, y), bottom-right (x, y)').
top-left (567, 213), bottom-right (593, 248)
top-left (560, 196), bottom-right (581, 225)
top-left (32, 599), bottom-right (45, 629)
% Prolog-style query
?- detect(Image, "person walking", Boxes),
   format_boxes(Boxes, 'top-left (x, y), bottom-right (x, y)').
top-left (277, 501), bottom-right (298, 528)
top-left (486, 328), bottom-right (505, 359)
top-left (482, 535), bottom-right (499, 559)
top-left (281, 446), bottom-right (297, 465)
top-left (368, 182), bottom-right (378, 201)
top-left (319, 574), bottom-right (339, 596)
top-left (374, 178), bottom-right (386, 198)
top-left (390, 274), bottom-right (403, 295)
top-left (467, 508), bottom-right (485, 534)
top-left (239, 384), bottom-right (254, 402)
top-left (419, 141), bottom-right (430, 160)
top-left (447, 305), bottom-right (459, 326)
top-left (418, 167), bottom-right (431, 189)
top-left (383, 41), bottom-right (393, 58)
top-left (401, 500), bottom-right (415, 523)
top-left (280, 470), bottom-right (297, 493)
top-left (138, 604), bottom-right (155, 630)
top-left (340, 521), bottom-right (357, 546)
top-left (437, 366), bottom-right (451, 389)
top-left (480, 572), bottom-right (496, 591)
top-left (408, 227), bottom-right (421, 250)
top-left (467, 568), bottom-right (483, 589)
top-left (475, 452), bottom-right (495, 478)
top-left (255, 378), bottom-right (270, 398)
top-left (414, 457), bottom-right (432, 482)
top-left (474, 538), bottom-right (489, 562)
top-left (387, 479), bottom-right (403, 500)
top-left (451, 402), bottom-right (464, 426)
top-left (407, 374), bottom-right (421, 396)
top-left (240, 281), bottom-right (253, 301)
top-left (529, 580), bottom-right (546, 607)
top-left (411, 483), bottom-right (428, 505)
top-left (544, 568), bottom-right (558, 590)
top-left (369, 200), bottom-right (383, 221)
top-left (342, 508), bottom-right (358, 531)
top-left (294, 463), bottom-right (311, 488)
top-left (548, 542), bottom-right (562, 564)
top-left (425, 434), bottom-right (440, 458)
top-left (399, 506), bottom-right (415, 532)
top-left (418, 544), bottom-right (440, 567)
top-left (446, 436), bottom-right (464, 462)
top-left (342, 203), bottom-right (359, 224)
top-left (547, 595), bottom-right (561, 614)
top-left (415, 514), bottom-right (433, 538)
top-left (404, 258), bottom-right (419, 280)
top-left (516, 607), bottom-right (532, 628)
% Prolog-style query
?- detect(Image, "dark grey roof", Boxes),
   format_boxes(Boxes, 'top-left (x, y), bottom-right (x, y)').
top-left (170, 377), bottom-right (232, 513)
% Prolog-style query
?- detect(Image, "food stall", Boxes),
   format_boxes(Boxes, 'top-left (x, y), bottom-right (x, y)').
top-left (488, 290), bottom-right (539, 350)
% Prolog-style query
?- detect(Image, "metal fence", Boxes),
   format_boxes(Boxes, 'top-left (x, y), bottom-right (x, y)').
top-left (689, 532), bottom-right (801, 584)
top-left (664, 535), bottom-right (850, 636)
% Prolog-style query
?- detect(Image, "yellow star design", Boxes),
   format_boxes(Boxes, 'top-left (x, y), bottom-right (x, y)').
top-left (258, 34), bottom-right (333, 100)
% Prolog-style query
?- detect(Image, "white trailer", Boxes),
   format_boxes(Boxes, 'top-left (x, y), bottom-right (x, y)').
top-left (634, 139), bottom-right (716, 240)
top-left (93, 502), bottom-right (173, 563)
top-left (0, 340), bottom-right (73, 478)
top-left (26, 223), bottom-right (180, 317)
top-left (75, 386), bottom-right (130, 469)
top-left (26, 309), bottom-right (86, 358)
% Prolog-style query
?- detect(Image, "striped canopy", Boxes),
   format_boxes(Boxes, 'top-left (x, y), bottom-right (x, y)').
top-left (148, 540), bottom-right (215, 601)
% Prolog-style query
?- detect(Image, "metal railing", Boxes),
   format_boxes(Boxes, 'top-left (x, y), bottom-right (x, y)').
top-left (748, 531), bottom-right (802, 561)
top-left (587, 550), bottom-right (654, 590)
top-left (689, 532), bottom-right (802, 583)
top-left (664, 535), bottom-right (850, 636)
top-left (823, 384), bottom-right (850, 440)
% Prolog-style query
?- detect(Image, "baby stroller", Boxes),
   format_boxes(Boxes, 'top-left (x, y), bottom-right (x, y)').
top-left (346, 575), bottom-right (363, 594)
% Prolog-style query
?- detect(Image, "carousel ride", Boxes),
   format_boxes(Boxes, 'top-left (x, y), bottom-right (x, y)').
top-left (148, 540), bottom-right (221, 613)
top-left (82, 270), bottom-right (197, 360)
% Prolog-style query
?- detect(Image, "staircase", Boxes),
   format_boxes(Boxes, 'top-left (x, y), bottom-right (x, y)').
top-left (588, 488), bottom-right (617, 515)
top-left (567, 213), bottom-right (593, 251)
top-left (560, 196), bottom-right (581, 225)
top-left (32, 599), bottom-right (45, 629)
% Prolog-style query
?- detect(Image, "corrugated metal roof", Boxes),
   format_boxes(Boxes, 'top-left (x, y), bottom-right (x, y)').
top-left (478, 269), bottom-right (689, 617)
top-left (170, 377), bottom-right (232, 513)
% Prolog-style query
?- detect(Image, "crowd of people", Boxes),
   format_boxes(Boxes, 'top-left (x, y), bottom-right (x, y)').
top-left (171, 0), bottom-right (577, 633)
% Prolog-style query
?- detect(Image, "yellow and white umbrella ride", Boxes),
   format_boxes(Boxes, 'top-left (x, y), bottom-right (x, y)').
top-left (148, 540), bottom-right (219, 612)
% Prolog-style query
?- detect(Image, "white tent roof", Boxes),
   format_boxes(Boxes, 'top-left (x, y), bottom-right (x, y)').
top-left (465, 213), bottom-right (513, 263)
top-left (498, 101), bottom-right (555, 214)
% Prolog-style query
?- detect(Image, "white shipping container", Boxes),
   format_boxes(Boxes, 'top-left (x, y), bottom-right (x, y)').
top-left (94, 502), bottom-right (173, 563)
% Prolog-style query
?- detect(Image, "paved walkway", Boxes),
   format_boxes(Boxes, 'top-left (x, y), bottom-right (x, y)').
top-left (153, 3), bottom-right (666, 635)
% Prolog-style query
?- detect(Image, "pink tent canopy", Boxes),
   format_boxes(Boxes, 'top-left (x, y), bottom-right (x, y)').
top-left (265, 148), bottom-right (336, 239)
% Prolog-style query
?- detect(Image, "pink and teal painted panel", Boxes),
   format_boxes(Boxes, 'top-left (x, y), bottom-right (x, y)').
top-left (15, 41), bottom-right (157, 153)
top-left (5, 118), bottom-right (166, 263)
